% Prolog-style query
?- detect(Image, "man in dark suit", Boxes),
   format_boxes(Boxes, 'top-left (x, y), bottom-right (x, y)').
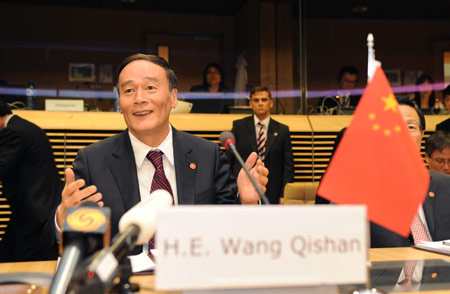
top-left (230, 86), bottom-right (294, 204)
top-left (315, 100), bottom-right (450, 247)
top-left (0, 101), bottom-right (62, 261)
top-left (436, 84), bottom-right (450, 132)
top-left (370, 100), bottom-right (450, 248)
top-left (42, 54), bottom-right (268, 258)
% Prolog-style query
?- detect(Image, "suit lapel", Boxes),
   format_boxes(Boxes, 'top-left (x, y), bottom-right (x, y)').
top-left (246, 117), bottom-right (257, 151)
top-left (424, 171), bottom-right (436, 235)
top-left (109, 131), bottom-right (140, 211)
top-left (173, 128), bottom-right (196, 204)
top-left (265, 118), bottom-right (279, 155)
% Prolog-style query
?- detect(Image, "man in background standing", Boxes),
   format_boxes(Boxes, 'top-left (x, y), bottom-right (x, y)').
top-left (231, 86), bottom-right (294, 204)
top-left (0, 101), bottom-right (62, 261)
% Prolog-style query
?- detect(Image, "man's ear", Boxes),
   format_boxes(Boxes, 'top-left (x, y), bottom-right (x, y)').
top-left (171, 88), bottom-right (178, 108)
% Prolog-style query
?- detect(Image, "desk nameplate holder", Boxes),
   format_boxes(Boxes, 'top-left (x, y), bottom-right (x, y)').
top-left (156, 205), bottom-right (368, 294)
top-left (45, 99), bottom-right (84, 111)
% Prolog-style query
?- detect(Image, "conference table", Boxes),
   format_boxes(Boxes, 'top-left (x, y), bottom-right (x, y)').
top-left (0, 247), bottom-right (450, 294)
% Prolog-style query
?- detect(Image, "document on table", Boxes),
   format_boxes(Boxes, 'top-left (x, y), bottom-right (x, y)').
top-left (128, 250), bottom-right (157, 273)
top-left (414, 240), bottom-right (450, 256)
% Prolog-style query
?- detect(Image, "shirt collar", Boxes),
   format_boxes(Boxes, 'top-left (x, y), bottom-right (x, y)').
top-left (4, 114), bottom-right (15, 127)
top-left (128, 124), bottom-right (174, 169)
top-left (253, 115), bottom-right (270, 128)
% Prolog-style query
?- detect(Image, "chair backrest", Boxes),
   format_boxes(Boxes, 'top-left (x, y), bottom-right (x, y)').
top-left (283, 182), bottom-right (319, 205)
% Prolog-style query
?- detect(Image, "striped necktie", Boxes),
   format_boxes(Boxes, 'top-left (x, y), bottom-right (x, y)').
top-left (146, 150), bottom-right (174, 254)
top-left (257, 122), bottom-right (266, 161)
top-left (398, 214), bottom-right (431, 286)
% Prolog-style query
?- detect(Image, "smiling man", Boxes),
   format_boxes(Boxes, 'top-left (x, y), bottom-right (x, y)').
top-left (42, 54), bottom-right (268, 258)
top-left (230, 86), bottom-right (294, 204)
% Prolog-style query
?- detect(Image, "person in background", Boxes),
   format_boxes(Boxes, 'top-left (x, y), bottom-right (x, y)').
top-left (315, 99), bottom-right (450, 248)
top-left (370, 99), bottom-right (450, 248)
top-left (436, 84), bottom-right (450, 131)
top-left (413, 74), bottom-right (444, 112)
top-left (0, 101), bottom-right (62, 261)
top-left (425, 130), bottom-right (450, 175)
top-left (188, 63), bottom-right (233, 113)
top-left (230, 86), bottom-right (294, 204)
top-left (319, 65), bottom-right (361, 114)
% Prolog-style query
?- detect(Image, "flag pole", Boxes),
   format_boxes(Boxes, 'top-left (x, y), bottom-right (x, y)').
top-left (347, 34), bottom-right (385, 294)
top-left (367, 33), bottom-right (375, 82)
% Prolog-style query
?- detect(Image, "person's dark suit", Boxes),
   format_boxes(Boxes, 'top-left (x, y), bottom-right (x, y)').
top-left (371, 170), bottom-right (450, 247)
top-left (319, 94), bottom-right (360, 114)
top-left (0, 115), bottom-right (62, 262)
top-left (230, 116), bottom-right (294, 204)
top-left (436, 118), bottom-right (450, 132)
top-left (41, 127), bottom-right (238, 258)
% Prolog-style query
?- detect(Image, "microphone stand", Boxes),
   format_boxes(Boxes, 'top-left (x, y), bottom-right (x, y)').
top-left (110, 258), bottom-right (139, 294)
top-left (229, 141), bottom-right (270, 205)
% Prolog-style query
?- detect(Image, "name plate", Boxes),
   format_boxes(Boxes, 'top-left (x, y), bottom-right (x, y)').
top-left (156, 205), bottom-right (367, 290)
top-left (45, 99), bottom-right (84, 111)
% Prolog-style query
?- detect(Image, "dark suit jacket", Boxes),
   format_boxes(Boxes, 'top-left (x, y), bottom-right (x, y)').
top-left (230, 116), bottom-right (294, 204)
top-left (42, 127), bottom-right (238, 258)
top-left (0, 115), bottom-right (62, 262)
top-left (371, 170), bottom-right (450, 248)
top-left (436, 118), bottom-right (450, 132)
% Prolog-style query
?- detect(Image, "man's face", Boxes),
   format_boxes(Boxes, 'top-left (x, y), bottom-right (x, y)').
top-left (444, 95), bottom-right (450, 112)
top-left (398, 104), bottom-right (424, 149)
top-left (118, 59), bottom-right (177, 141)
top-left (426, 148), bottom-right (450, 175)
top-left (339, 72), bottom-right (358, 90)
top-left (249, 91), bottom-right (273, 120)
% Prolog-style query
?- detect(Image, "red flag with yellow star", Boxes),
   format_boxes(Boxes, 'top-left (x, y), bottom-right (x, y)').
top-left (317, 66), bottom-right (430, 237)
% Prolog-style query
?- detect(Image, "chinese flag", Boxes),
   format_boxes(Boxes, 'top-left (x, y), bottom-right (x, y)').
top-left (317, 66), bottom-right (430, 237)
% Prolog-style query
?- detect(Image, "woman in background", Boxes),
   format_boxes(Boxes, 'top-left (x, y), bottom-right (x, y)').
top-left (188, 63), bottom-right (232, 113)
top-left (413, 74), bottom-right (440, 110)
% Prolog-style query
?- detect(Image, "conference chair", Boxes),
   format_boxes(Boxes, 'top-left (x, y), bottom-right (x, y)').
top-left (283, 182), bottom-right (319, 205)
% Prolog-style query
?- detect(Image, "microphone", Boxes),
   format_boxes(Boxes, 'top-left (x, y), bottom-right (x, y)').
top-left (49, 201), bottom-right (111, 294)
top-left (219, 131), bottom-right (270, 205)
top-left (67, 190), bottom-right (173, 294)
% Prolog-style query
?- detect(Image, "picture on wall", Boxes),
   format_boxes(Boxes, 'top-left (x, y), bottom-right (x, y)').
top-left (69, 63), bottom-right (96, 82)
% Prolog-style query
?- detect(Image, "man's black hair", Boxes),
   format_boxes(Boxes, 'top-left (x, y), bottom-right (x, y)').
top-left (425, 130), bottom-right (450, 156)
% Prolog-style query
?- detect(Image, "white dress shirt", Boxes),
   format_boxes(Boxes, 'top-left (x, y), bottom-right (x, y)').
top-left (128, 125), bottom-right (178, 204)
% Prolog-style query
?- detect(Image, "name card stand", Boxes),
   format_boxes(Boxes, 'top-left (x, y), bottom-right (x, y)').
top-left (45, 99), bottom-right (84, 111)
top-left (156, 205), bottom-right (368, 292)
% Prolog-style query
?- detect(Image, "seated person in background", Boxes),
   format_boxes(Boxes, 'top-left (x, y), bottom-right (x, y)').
top-left (319, 65), bottom-right (360, 114)
top-left (187, 63), bottom-right (233, 113)
top-left (436, 84), bottom-right (450, 131)
top-left (371, 99), bottom-right (450, 248)
top-left (230, 86), bottom-right (294, 204)
top-left (425, 130), bottom-right (450, 175)
top-left (413, 74), bottom-right (444, 113)
top-left (41, 54), bottom-right (268, 259)
top-left (315, 99), bottom-right (450, 248)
